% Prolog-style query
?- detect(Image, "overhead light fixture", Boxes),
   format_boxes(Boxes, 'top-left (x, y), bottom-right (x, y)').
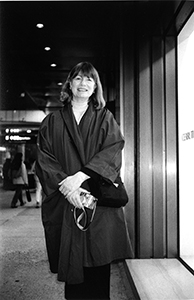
top-left (0, 146), bottom-right (6, 152)
top-left (58, 82), bottom-right (62, 86)
top-left (44, 47), bottom-right (51, 51)
top-left (51, 63), bottom-right (57, 67)
top-left (36, 23), bottom-right (44, 29)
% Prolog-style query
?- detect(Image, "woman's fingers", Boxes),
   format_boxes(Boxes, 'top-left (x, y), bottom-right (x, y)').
top-left (79, 187), bottom-right (90, 194)
top-left (58, 172), bottom-right (90, 196)
top-left (67, 190), bottom-right (83, 209)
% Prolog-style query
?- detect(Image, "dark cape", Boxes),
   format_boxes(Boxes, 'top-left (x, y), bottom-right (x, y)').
top-left (36, 101), bottom-right (133, 284)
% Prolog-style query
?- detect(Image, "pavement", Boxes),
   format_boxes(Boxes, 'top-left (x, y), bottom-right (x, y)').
top-left (0, 186), bottom-right (135, 300)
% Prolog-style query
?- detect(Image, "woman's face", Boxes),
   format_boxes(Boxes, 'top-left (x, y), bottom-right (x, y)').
top-left (70, 73), bottom-right (96, 101)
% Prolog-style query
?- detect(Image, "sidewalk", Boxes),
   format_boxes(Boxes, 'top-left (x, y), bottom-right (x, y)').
top-left (0, 187), bottom-right (135, 300)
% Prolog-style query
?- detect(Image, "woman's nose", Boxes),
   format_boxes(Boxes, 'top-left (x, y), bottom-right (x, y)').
top-left (80, 78), bottom-right (87, 85)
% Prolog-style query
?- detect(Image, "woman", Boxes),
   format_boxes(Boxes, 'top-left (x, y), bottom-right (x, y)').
top-left (10, 152), bottom-right (28, 208)
top-left (31, 160), bottom-right (42, 208)
top-left (36, 62), bottom-right (133, 299)
top-left (3, 157), bottom-right (12, 190)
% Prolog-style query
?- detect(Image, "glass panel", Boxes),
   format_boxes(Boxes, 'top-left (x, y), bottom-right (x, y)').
top-left (178, 12), bottom-right (194, 271)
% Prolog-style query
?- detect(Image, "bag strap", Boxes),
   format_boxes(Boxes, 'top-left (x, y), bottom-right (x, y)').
top-left (74, 204), bottom-right (97, 231)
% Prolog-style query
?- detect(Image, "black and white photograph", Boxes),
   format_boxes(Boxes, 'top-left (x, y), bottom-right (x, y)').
top-left (0, 1), bottom-right (194, 299)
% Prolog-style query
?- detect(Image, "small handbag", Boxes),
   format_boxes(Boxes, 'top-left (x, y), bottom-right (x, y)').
top-left (25, 188), bottom-right (32, 202)
top-left (74, 177), bottom-right (128, 231)
top-left (96, 177), bottom-right (128, 208)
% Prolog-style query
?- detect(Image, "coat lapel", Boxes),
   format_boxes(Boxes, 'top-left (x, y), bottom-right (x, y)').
top-left (60, 104), bottom-right (86, 165)
top-left (79, 102), bottom-right (95, 143)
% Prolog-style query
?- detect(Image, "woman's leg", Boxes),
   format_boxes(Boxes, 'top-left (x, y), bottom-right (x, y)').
top-left (11, 185), bottom-right (23, 207)
top-left (18, 186), bottom-right (24, 205)
top-left (65, 264), bottom-right (110, 300)
top-left (35, 180), bottom-right (42, 207)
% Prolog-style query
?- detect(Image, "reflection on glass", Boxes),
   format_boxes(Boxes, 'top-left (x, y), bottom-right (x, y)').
top-left (178, 12), bottom-right (194, 272)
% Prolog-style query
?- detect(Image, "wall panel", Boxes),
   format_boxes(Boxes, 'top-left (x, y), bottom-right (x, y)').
top-left (122, 32), bottom-right (136, 256)
top-left (138, 38), bottom-right (153, 258)
top-left (120, 31), bottom-right (178, 258)
top-left (165, 36), bottom-right (178, 257)
top-left (118, 1), bottom-right (191, 259)
top-left (152, 37), bottom-right (166, 257)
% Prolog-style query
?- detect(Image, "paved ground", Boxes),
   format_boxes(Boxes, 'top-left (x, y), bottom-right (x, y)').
top-left (0, 187), bottom-right (135, 300)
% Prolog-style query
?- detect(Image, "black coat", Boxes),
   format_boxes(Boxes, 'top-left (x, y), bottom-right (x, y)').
top-left (36, 102), bottom-right (133, 284)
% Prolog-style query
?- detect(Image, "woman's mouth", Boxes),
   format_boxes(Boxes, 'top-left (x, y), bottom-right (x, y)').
top-left (78, 88), bottom-right (87, 92)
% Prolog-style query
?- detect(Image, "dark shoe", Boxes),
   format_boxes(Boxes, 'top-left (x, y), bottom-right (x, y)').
top-left (11, 205), bottom-right (17, 208)
top-left (20, 202), bottom-right (25, 206)
top-left (36, 202), bottom-right (40, 208)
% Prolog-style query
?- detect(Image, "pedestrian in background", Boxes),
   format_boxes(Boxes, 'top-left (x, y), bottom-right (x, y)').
top-left (31, 160), bottom-right (42, 208)
top-left (3, 158), bottom-right (13, 190)
top-left (10, 152), bottom-right (28, 208)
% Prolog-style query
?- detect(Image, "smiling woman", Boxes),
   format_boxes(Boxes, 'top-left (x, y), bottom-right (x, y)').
top-left (60, 62), bottom-right (106, 109)
top-left (35, 61), bottom-right (133, 299)
top-left (70, 74), bottom-right (96, 102)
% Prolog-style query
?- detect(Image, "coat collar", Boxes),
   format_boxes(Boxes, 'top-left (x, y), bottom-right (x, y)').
top-left (60, 101), bottom-right (95, 165)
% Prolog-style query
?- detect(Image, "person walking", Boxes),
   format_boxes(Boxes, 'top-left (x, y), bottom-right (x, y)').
top-left (3, 158), bottom-right (13, 190)
top-left (31, 160), bottom-right (42, 208)
top-left (10, 152), bottom-right (28, 208)
top-left (36, 62), bottom-right (133, 299)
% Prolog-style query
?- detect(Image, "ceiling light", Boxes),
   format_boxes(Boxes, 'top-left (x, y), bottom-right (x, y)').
top-left (51, 63), bottom-right (57, 67)
top-left (44, 47), bottom-right (51, 51)
top-left (36, 23), bottom-right (44, 29)
top-left (0, 146), bottom-right (6, 151)
top-left (58, 82), bottom-right (62, 86)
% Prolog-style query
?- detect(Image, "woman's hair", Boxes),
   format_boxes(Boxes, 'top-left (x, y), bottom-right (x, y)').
top-left (11, 152), bottom-right (23, 170)
top-left (60, 62), bottom-right (106, 109)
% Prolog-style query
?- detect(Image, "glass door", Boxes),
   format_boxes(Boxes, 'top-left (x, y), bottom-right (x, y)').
top-left (178, 12), bottom-right (194, 272)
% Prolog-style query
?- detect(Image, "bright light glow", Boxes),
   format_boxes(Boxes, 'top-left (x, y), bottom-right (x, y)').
top-left (5, 129), bottom-right (9, 133)
top-left (58, 82), bottom-right (62, 86)
top-left (0, 146), bottom-right (6, 151)
top-left (44, 47), bottom-right (51, 51)
top-left (51, 63), bottom-right (57, 67)
top-left (10, 129), bottom-right (20, 133)
top-left (26, 130), bottom-right (32, 133)
top-left (36, 23), bottom-right (44, 29)
top-left (6, 135), bottom-right (31, 141)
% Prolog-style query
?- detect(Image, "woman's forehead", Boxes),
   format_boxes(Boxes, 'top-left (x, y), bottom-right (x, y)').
top-left (77, 71), bottom-right (93, 78)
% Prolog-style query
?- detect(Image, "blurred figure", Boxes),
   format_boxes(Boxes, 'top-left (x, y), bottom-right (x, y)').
top-left (31, 161), bottom-right (42, 208)
top-left (10, 152), bottom-right (28, 208)
top-left (3, 158), bottom-right (13, 190)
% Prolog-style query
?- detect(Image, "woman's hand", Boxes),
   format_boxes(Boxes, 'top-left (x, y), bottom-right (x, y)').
top-left (58, 171), bottom-right (89, 197)
top-left (66, 187), bottom-right (90, 209)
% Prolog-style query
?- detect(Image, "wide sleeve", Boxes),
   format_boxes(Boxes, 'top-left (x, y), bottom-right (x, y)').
top-left (36, 114), bottom-right (68, 196)
top-left (84, 110), bottom-right (124, 183)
